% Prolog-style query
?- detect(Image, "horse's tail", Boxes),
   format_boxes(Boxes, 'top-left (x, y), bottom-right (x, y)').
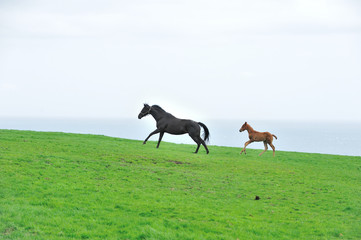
top-left (272, 134), bottom-right (278, 140)
top-left (198, 122), bottom-right (210, 143)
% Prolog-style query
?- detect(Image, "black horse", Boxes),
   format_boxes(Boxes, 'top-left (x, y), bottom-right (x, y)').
top-left (138, 104), bottom-right (210, 154)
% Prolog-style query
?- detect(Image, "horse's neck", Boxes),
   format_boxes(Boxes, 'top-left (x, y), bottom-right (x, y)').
top-left (150, 107), bottom-right (169, 121)
top-left (150, 110), bottom-right (162, 121)
top-left (246, 125), bottom-right (256, 133)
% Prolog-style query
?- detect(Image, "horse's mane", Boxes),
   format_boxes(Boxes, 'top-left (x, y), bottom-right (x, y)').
top-left (143, 103), bottom-right (165, 113)
top-left (152, 105), bottom-right (175, 117)
top-left (150, 105), bottom-right (164, 112)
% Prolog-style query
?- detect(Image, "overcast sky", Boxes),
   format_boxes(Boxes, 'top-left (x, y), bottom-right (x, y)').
top-left (1, 0), bottom-right (360, 121)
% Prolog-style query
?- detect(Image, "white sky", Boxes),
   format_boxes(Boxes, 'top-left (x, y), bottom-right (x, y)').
top-left (1, 0), bottom-right (360, 121)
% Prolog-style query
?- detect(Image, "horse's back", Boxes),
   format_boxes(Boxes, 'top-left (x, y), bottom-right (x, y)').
top-left (250, 131), bottom-right (273, 142)
top-left (159, 117), bottom-right (199, 135)
top-left (264, 132), bottom-right (275, 142)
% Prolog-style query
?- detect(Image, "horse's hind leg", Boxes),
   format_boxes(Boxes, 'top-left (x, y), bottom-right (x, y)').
top-left (259, 141), bottom-right (268, 156)
top-left (194, 143), bottom-right (201, 153)
top-left (200, 139), bottom-right (209, 154)
top-left (269, 142), bottom-right (276, 157)
top-left (189, 133), bottom-right (202, 154)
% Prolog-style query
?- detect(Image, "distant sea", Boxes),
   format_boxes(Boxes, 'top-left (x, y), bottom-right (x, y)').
top-left (1, 118), bottom-right (361, 156)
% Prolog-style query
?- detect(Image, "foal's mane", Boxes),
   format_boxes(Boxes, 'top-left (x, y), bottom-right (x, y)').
top-left (244, 122), bottom-right (255, 132)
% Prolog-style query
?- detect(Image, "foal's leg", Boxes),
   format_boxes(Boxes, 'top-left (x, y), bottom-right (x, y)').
top-left (143, 129), bottom-right (160, 144)
top-left (240, 140), bottom-right (252, 155)
top-left (269, 142), bottom-right (276, 157)
top-left (156, 132), bottom-right (165, 148)
top-left (259, 141), bottom-right (268, 156)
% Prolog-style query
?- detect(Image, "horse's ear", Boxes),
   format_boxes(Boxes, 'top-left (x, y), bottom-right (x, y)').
top-left (245, 121), bottom-right (247, 124)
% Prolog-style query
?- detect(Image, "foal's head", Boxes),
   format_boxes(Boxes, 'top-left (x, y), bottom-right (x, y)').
top-left (239, 122), bottom-right (248, 132)
top-left (138, 104), bottom-right (152, 119)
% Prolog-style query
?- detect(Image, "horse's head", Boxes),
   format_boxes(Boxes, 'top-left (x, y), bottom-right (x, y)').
top-left (239, 122), bottom-right (248, 132)
top-left (138, 104), bottom-right (152, 119)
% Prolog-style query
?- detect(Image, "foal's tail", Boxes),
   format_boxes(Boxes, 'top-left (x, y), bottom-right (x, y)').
top-left (198, 122), bottom-right (210, 143)
top-left (272, 134), bottom-right (278, 140)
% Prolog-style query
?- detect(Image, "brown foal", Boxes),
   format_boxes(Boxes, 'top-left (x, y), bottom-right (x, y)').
top-left (239, 122), bottom-right (277, 157)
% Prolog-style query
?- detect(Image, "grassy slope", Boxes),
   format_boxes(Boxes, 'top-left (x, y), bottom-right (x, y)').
top-left (0, 130), bottom-right (360, 239)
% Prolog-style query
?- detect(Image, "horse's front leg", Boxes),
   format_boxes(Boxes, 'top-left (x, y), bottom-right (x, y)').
top-left (143, 129), bottom-right (160, 144)
top-left (240, 140), bottom-right (252, 155)
top-left (156, 132), bottom-right (165, 148)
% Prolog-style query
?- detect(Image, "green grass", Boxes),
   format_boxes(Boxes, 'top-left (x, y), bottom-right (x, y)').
top-left (1, 129), bottom-right (360, 239)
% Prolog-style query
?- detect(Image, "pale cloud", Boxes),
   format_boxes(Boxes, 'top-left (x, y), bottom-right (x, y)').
top-left (1, 0), bottom-right (360, 38)
top-left (0, 82), bottom-right (17, 91)
top-left (0, 0), bottom-right (360, 120)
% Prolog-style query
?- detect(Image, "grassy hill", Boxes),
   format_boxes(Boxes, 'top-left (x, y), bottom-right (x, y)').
top-left (0, 130), bottom-right (360, 239)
